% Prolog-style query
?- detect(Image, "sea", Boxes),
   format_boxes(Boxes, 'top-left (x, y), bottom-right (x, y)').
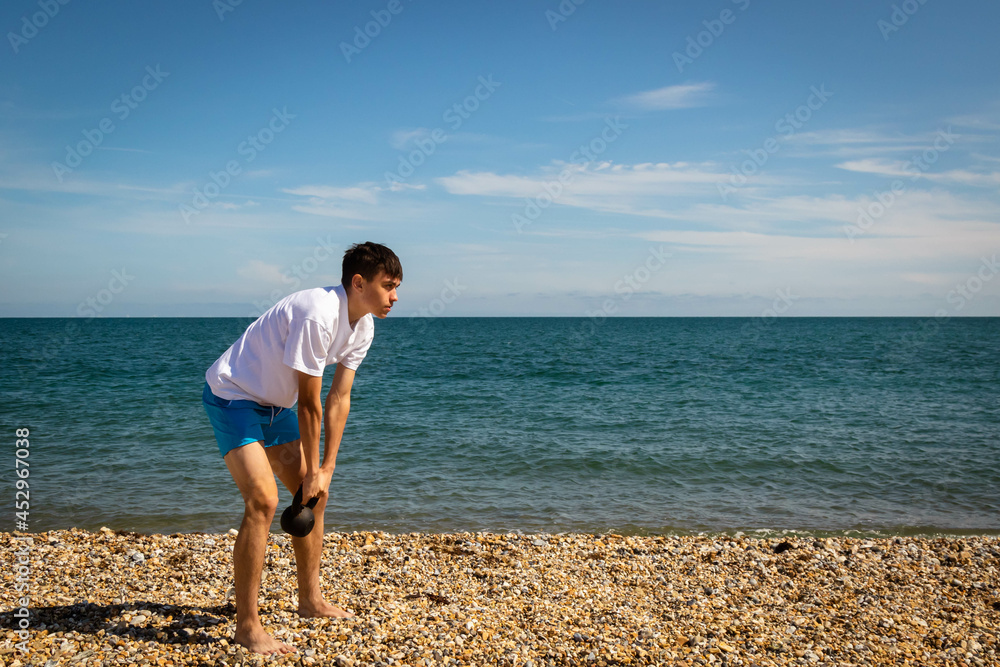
top-left (2, 316), bottom-right (999, 537)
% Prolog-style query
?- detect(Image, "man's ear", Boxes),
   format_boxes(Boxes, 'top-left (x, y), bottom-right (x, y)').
top-left (351, 273), bottom-right (364, 292)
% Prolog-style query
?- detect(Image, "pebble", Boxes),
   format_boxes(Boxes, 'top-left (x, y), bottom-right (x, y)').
top-left (1, 529), bottom-right (998, 666)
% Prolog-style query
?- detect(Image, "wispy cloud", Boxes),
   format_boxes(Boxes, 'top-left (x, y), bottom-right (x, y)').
top-left (0, 168), bottom-right (191, 200)
top-left (436, 161), bottom-right (867, 228)
top-left (540, 111), bottom-right (617, 123)
top-left (236, 259), bottom-right (287, 285)
top-left (637, 228), bottom-right (1000, 266)
top-left (784, 127), bottom-right (947, 159)
top-left (788, 128), bottom-right (915, 146)
top-left (390, 128), bottom-right (430, 149)
top-left (217, 200), bottom-right (260, 211)
top-left (924, 169), bottom-right (1000, 187)
top-left (390, 127), bottom-right (506, 147)
top-left (437, 155), bottom-right (1000, 269)
top-left (836, 158), bottom-right (1000, 187)
top-left (282, 184), bottom-right (380, 204)
top-left (438, 161), bottom-right (737, 221)
top-left (949, 108), bottom-right (1000, 132)
top-left (96, 146), bottom-right (153, 154)
top-left (439, 161), bottom-right (723, 198)
top-left (282, 181), bottom-right (398, 219)
top-left (542, 81), bottom-right (715, 122)
top-left (616, 82), bottom-right (716, 110)
top-left (835, 159), bottom-right (916, 178)
top-left (287, 202), bottom-right (374, 219)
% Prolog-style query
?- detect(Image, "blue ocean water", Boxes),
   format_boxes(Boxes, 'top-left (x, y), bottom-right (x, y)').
top-left (2, 317), bottom-right (999, 536)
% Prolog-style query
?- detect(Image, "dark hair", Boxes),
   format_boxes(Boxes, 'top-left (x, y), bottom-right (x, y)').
top-left (341, 242), bottom-right (402, 288)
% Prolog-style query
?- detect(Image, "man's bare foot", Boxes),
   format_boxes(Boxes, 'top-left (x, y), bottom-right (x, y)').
top-left (234, 625), bottom-right (296, 655)
top-left (298, 600), bottom-right (354, 618)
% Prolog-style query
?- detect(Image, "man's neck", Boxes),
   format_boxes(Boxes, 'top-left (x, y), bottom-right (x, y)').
top-left (345, 290), bottom-right (364, 328)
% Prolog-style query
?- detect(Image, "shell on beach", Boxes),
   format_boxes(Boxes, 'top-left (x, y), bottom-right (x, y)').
top-left (2, 528), bottom-right (998, 666)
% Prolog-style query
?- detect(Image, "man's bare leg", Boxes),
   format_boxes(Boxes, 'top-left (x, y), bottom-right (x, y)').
top-left (224, 443), bottom-right (296, 654)
top-left (267, 440), bottom-right (354, 618)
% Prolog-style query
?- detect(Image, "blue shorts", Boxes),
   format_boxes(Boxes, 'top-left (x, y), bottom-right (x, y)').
top-left (202, 383), bottom-right (300, 458)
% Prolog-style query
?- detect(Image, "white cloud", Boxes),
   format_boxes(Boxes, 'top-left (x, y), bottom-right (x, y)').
top-left (0, 167), bottom-right (191, 200)
top-left (837, 159), bottom-right (1000, 187)
top-left (391, 127), bottom-right (505, 147)
top-left (438, 155), bottom-right (1000, 284)
top-left (784, 127), bottom-right (958, 160)
top-left (217, 200), bottom-right (260, 210)
top-left (288, 202), bottom-right (375, 220)
top-left (835, 158), bottom-right (916, 178)
top-left (282, 184), bottom-right (379, 204)
top-left (900, 272), bottom-right (949, 285)
top-left (926, 169), bottom-right (1000, 187)
top-left (438, 162), bottom-right (864, 225)
top-left (616, 82), bottom-right (716, 110)
top-left (540, 111), bottom-right (612, 123)
top-left (390, 128), bottom-right (431, 149)
top-left (636, 228), bottom-right (999, 263)
top-left (236, 260), bottom-right (287, 285)
top-left (437, 170), bottom-right (548, 198)
top-left (949, 109), bottom-right (1000, 131)
top-left (438, 161), bottom-right (724, 205)
top-left (385, 181), bottom-right (426, 193)
top-left (632, 190), bottom-right (1000, 273)
top-left (95, 146), bottom-right (152, 154)
top-left (788, 128), bottom-right (915, 146)
top-left (282, 181), bottom-right (398, 219)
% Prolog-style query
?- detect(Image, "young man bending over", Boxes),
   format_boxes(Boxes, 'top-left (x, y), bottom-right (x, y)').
top-left (202, 242), bottom-right (401, 654)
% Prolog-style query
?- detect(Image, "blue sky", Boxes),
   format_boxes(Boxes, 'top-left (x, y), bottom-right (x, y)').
top-left (1, 0), bottom-right (999, 317)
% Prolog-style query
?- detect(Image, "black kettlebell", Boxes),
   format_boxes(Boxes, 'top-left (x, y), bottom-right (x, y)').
top-left (280, 485), bottom-right (319, 538)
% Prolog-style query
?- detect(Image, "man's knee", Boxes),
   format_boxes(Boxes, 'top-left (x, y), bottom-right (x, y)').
top-left (245, 491), bottom-right (279, 519)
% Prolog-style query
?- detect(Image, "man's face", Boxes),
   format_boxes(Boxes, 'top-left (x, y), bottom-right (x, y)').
top-left (360, 270), bottom-right (401, 319)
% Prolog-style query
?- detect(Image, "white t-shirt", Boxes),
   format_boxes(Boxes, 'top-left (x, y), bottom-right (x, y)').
top-left (206, 285), bottom-right (373, 408)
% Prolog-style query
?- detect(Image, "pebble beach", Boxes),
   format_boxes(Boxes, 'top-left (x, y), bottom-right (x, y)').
top-left (2, 529), bottom-right (998, 666)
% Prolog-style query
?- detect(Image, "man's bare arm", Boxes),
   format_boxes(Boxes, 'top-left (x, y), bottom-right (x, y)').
top-left (321, 364), bottom-right (355, 471)
top-left (296, 370), bottom-right (325, 501)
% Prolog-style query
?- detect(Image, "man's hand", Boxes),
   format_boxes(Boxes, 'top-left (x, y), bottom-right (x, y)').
top-left (301, 466), bottom-right (334, 506)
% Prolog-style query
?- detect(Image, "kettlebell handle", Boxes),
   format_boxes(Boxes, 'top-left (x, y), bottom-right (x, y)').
top-left (293, 485), bottom-right (320, 510)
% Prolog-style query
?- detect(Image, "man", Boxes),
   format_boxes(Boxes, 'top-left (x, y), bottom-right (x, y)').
top-left (202, 242), bottom-right (401, 655)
